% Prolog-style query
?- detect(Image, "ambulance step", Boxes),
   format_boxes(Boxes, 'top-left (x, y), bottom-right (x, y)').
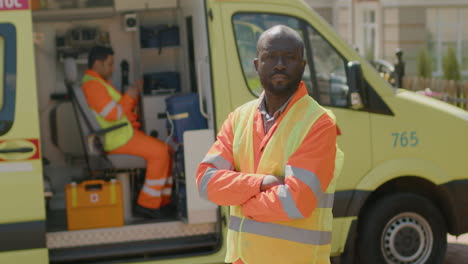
top-left (46, 221), bottom-right (216, 249)
top-left (49, 234), bottom-right (219, 263)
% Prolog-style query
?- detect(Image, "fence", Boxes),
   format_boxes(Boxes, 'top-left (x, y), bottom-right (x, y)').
top-left (401, 77), bottom-right (468, 110)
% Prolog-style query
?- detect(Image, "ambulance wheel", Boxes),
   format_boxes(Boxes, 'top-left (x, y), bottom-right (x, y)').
top-left (357, 192), bottom-right (447, 264)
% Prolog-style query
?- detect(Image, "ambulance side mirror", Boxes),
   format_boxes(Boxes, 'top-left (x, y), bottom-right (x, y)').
top-left (347, 61), bottom-right (365, 110)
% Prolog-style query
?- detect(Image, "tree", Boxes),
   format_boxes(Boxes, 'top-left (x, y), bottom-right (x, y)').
top-left (417, 47), bottom-right (432, 78)
top-left (442, 46), bottom-right (461, 81)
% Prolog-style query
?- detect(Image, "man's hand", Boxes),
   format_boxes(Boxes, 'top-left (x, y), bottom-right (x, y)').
top-left (126, 86), bottom-right (139, 99)
top-left (260, 175), bottom-right (284, 192)
top-left (126, 80), bottom-right (143, 99)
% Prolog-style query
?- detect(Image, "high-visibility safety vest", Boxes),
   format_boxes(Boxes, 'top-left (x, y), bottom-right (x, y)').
top-left (81, 74), bottom-right (133, 151)
top-left (227, 93), bottom-right (344, 264)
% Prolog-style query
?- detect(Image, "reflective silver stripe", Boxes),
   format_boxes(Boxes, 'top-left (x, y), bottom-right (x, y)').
top-left (142, 185), bottom-right (161, 197)
top-left (100, 100), bottom-right (117, 117)
top-left (229, 216), bottom-right (331, 245)
top-left (201, 154), bottom-right (233, 170)
top-left (228, 215), bottom-right (242, 231)
top-left (286, 165), bottom-right (334, 209)
top-left (198, 155), bottom-right (232, 199)
top-left (167, 177), bottom-right (173, 185)
top-left (116, 104), bottom-right (123, 119)
top-left (317, 193), bottom-right (334, 208)
top-left (285, 165), bottom-right (323, 198)
top-left (145, 179), bottom-right (167, 186)
top-left (199, 167), bottom-right (217, 199)
top-left (277, 185), bottom-right (304, 219)
top-left (162, 188), bottom-right (172, 196)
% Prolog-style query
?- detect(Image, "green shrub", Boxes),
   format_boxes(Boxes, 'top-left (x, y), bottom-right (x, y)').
top-left (442, 47), bottom-right (461, 81)
top-left (417, 47), bottom-right (432, 78)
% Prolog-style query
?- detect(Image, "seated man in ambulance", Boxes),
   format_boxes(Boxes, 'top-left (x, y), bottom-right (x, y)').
top-left (82, 45), bottom-right (173, 218)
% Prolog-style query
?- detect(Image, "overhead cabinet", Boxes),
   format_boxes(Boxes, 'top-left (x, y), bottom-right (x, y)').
top-left (115, 0), bottom-right (177, 12)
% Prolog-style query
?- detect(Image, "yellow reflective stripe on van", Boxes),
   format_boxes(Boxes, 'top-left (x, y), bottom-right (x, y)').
top-left (229, 216), bottom-right (332, 245)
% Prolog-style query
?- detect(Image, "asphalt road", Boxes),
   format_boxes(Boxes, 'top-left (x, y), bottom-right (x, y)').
top-left (331, 234), bottom-right (468, 264)
top-left (445, 234), bottom-right (468, 264)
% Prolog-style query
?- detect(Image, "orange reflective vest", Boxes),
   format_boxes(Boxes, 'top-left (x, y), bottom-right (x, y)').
top-left (82, 73), bottom-right (133, 151)
top-left (196, 82), bottom-right (344, 264)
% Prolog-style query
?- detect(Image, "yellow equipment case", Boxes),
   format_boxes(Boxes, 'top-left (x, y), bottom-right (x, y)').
top-left (66, 179), bottom-right (124, 230)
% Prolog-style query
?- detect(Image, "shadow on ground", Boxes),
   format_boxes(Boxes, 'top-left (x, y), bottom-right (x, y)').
top-left (444, 243), bottom-right (468, 264)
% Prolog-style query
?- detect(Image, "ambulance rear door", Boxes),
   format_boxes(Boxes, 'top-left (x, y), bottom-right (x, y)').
top-left (0, 1), bottom-right (47, 263)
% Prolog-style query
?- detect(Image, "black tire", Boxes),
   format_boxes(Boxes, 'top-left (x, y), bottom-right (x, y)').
top-left (357, 192), bottom-right (447, 264)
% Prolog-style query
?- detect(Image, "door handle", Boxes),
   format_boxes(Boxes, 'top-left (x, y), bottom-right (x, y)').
top-left (197, 61), bottom-right (209, 119)
top-left (0, 147), bottom-right (34, 154)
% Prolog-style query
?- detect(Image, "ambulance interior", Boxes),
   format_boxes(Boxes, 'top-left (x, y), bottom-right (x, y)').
top-left (33, 0), bottom-right (220, 262)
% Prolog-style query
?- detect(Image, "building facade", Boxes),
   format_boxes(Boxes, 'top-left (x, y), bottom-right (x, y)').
top-left (306, 0), bottom-right (468, 78)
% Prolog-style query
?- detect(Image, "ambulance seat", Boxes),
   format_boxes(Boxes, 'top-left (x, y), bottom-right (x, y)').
top-left (63, 57), bottom-right (146, 170)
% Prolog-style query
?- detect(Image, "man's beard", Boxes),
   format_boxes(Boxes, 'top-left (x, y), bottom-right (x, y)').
top-left (263, 72), bottom-right (303, 96)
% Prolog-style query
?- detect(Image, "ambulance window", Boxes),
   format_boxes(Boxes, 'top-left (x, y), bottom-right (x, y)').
top-left (0, 24), bottom-right (16, 136)
top-left (305, 26), bottom-right (349, 108)
top-left (232, 13), bottom-right (349, 107)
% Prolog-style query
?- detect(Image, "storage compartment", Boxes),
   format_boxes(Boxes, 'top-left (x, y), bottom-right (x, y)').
top-left (114, 0), bottom-right (177, 12)
top-left (66, 179), bottom-right (124, 230)
top-left (43, 0), bottom-right (114, 10)
top-left (140, 25), bottom-right (180, 50)
top-left (143, 71), bottom-right (181, 95)
top-left (142, 95), bottom-right (171, 140)
top-left (166, 93), bottom-right (208, 143)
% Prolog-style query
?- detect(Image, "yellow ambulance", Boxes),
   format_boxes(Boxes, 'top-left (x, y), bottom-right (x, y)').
top-left (0, 0), bottom-right (467, 263)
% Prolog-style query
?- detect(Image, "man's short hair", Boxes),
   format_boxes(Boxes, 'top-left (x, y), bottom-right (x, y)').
top-left (256, 25), bottom-right (304, 58)
top-left (88, 45), bottom-right (114, 69)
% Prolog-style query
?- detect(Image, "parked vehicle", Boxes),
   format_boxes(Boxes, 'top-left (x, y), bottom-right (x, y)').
top-left (1, 0), bottom-right (467, 263)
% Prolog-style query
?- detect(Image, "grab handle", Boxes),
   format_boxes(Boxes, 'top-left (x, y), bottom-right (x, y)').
top-left (197, 61), bottom-right (209, 119)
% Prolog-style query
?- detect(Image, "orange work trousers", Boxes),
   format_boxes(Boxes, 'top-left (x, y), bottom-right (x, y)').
top-left (109, 130), bottom-right (173, 209)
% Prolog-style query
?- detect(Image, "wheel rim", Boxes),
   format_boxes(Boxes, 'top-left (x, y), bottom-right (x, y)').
top-left (381, 212), bottom-right (433, 264)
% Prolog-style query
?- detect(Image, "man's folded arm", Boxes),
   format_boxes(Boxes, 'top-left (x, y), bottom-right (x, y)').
top-left (196, 114), bottom-right (265, 206)
top-left (242, 114), bottom-right (337, 222)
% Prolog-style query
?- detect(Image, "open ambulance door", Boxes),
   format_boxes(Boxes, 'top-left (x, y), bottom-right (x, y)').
top-left (0, 1), bottom-right (48, 263)
top-left (175, 0), bottom-right (220, 226)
